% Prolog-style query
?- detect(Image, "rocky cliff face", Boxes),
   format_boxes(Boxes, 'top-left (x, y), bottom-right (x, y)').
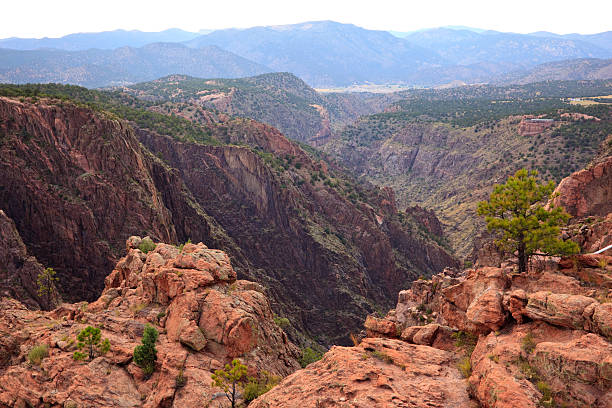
top-left (0, 210), bottom-right (59, 310)
top-left (0, 97), bottom-right (179, 301)
top-left (553, 155), bottom-right (612, 218)
top-left (0, 96), bottom-right (457, 345)
top-left (138, 127), bottom-right (458, 344)
top-left (0, 238), bottom-right (300, 408)
top-left (554, 154), bottom-right (612, 254)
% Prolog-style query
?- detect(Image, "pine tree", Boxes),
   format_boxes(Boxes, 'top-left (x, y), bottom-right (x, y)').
top-left (36, 267), bottom-right (59, 309)
top-left (211, 359), bottom-right (248, 408)
top-left (74, 326), bottom-right (109, 360)
top-left (477, 169), bottom-right (579, 273)
top-left (133, 324), bottom-right (158, 377)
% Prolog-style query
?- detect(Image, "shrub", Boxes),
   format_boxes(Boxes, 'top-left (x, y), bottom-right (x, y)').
top-left (537, 381), bottom-right (554, 407)
top-left (243, 371), bottom-right (280, 403)
top-left (299, 347), bottom-right (323, 368)
top-left (175, 369), bottom-right (186, 388)
top-left (273, 315), bottom-right (290, 329)
top-left (521, 332), bottom-right (536, 354)
top-left (452, 331), bottom-right (478, 355)
top-left (134, 324), bottom-right (158, 377)
top-left (28, 344), bottom-right (48, 365)
top-left (457, 356), bottom-right (472, 378)
top-left (138, 237), bottom-right (156, 253)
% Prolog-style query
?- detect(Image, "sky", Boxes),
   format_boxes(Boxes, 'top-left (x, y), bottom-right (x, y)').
top-left (2, 0), bottom-right (611, 39)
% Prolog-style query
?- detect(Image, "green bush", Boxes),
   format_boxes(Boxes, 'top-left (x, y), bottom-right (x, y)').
top-left (243, 371), bottom-right (280, 403)
top-left (273, 315), bottom-right (290, 329)
top-left (299, 347), bottom-right (323, 368)
top-left (138, 237), bottom-right (156, 253)
top-left (537, 381), bottom-right (554, 407)
top-left (28, 344), bottom-right (48, 365)
top-left (134, 324), bottom-right (158, 377)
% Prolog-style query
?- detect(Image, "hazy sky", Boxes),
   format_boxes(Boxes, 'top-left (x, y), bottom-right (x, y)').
top-left (2, 0), bottom-right (611, 38)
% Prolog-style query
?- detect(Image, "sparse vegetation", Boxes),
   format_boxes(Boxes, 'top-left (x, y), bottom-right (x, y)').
top-left (299, 347), bottom-right (324, 368)
top-left (457, 356), bottom-right (472, 378)
top-left (370, 350), bottom-right (394, 364)
top-left (28, 344), bottom-right (49, 365)
top-left (138, 237), bottom-right (156, 253)
top-left (273, 315), bottom-right (291, 329)
top-left (452, 331), bottom-right (478, 355)
top-left (537, 381), bottom-right (554, 407)
top-left (177, 238), bottom-right (191, 252)
top-left (175, 369), bottom-right (187, 389)
top-left (521, 332), bottom-right (536, 354)
top-left (243, 371), bottom-right (280, 403)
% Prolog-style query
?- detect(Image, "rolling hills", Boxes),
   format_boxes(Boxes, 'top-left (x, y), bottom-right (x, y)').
top-left (120, 72), bottom-right (396, 145)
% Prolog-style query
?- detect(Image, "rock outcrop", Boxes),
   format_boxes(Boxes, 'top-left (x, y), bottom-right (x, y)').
top-left (250, 337), bottom-right (475, 408)
top-left (517, 116), bottom-right (554, 136)
top-left (0, 238), bottom-right (300, 408)
top-left (365, 258), bottom-right (612, 408)
top-left (553, 155), bottom-right (612, 218)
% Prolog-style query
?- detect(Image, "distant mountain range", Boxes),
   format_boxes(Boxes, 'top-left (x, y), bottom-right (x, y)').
top-left (0, 43), bottom-right (271, 88)
top-left (403, 28), bottom-right (610, 67)
top-left (495, 58), bottom-right (612, 84)
top-left (184, 21), bottom-right (445, 87)
top-left (1, 21), bottom-right (611, 88)
top-left (0, 28), bottom-right (201, 50)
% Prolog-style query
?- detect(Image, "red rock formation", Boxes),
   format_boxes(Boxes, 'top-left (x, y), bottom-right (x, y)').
top-left (553, 155), bottom-right (612, 218)
top-left (0, 238), bottom-right (299, 407)
top-left (364, 258), bottom-right (612, 408)
top-left (518, 116), bottom-right (554, 136)
top-left (250, 337), bottom-right (475, 408)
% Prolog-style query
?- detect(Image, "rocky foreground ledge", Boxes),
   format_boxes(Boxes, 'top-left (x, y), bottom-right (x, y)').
top-left (0, 237), bottom-right (300, 407)
top-left (251, 255), bottom-right (612, 408)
